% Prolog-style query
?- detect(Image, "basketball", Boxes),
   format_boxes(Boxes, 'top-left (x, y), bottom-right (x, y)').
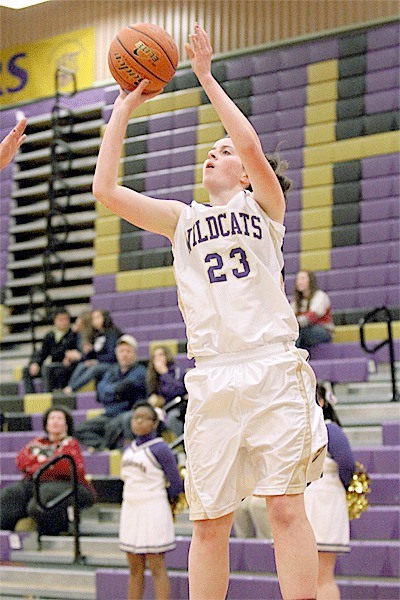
top-left (108, 23), bottom-right (179, 94)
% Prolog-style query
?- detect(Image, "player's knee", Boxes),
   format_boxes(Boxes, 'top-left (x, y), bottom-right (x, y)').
top-left (147, 556), bottom-right (166, 577)
top-left (193, 517), bottom-right (231, 545)
top-left (266, 496), bottom-right (303, 530)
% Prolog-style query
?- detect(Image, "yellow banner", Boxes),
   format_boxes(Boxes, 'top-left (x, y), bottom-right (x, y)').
top-left (0, 27), bottom-right (94, 107)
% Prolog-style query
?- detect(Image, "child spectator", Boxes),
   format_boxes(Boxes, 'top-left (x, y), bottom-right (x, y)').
top-left (119, 402), bottom-right (184, 600)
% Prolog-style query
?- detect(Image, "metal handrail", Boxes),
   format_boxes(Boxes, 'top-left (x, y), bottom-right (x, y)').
top-left (359, 306), bottom-right (398, 402)
top-left (32, 453), bottom-right (85, 563)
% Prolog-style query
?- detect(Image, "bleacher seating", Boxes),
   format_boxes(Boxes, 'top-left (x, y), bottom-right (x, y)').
top-left (0, 19), bottom-right (399, 599)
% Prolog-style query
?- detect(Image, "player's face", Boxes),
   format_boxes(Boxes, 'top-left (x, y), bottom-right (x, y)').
top-left (202, 138), bottom-right (247, 192)
top-left (130, 407), bottom-right (157, 436)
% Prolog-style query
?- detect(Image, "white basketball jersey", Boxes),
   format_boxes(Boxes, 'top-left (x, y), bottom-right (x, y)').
top-left (173, 190), bottom-right (299, 357)
top-left (120, 438), bottom-right (167, 501)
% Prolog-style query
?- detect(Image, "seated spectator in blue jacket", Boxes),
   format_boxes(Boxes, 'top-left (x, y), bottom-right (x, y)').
top-left (22, 308), bottom-right (79, 393)
top-left (74, 335), bottom-right (147, 450)
top-left (63, 309), bottom-right (122, 394)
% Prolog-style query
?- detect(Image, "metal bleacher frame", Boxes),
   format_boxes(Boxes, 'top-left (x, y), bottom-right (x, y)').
top-left (28, 67), bottom-right (78, 349)
top-left (2, 67), bottom-right (104, 361)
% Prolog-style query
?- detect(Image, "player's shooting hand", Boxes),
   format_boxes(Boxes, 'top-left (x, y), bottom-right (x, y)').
top-left (0, 117), bottom-right (27, 171)
top-left (185, 23), bottom-right (213, 80)
top-left (114, 80), bottom-right (163, 114)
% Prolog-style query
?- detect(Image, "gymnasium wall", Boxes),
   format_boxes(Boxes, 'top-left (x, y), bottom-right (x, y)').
top-left (0, 15), bottom-right (399, 377)
top-left (0, 0), bottom-right (399, 85)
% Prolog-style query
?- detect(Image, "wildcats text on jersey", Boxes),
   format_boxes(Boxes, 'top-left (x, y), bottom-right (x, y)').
top-left (185, 211), bottom-right (262, 253)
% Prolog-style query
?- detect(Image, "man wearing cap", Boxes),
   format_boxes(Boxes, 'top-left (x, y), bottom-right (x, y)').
top-left (74, 335), bottom-right (147, 450)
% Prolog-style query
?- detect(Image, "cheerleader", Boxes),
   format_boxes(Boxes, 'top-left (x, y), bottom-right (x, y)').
top-left (119, 403), bottom-right (184, 600)
top-left (304, 384), bottom-right (356, 599)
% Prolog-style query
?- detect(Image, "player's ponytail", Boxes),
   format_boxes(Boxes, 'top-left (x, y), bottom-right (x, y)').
top-left (266, 153), bottom-right (292, 198)
top-left (245, 151), bottom-right (292, 198)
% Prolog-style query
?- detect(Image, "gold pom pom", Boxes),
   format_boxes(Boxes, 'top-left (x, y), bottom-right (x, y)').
top-left (347, 462), bottom-right (371, 520)
top-left (169, 464), bottom-right (188, 520)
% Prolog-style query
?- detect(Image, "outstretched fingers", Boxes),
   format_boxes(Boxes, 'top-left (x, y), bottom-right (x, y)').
top-left (194, 23), bottom-right (212, 50)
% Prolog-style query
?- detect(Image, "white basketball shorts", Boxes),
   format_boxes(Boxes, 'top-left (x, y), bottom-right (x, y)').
top-left (183, 343), bottom-right (328, 520)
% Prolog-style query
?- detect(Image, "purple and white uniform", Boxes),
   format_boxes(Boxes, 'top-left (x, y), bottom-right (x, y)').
top-left (119, 433), bottom-right (183, 554)
top-left (172, 191), bottom-right (327, 520)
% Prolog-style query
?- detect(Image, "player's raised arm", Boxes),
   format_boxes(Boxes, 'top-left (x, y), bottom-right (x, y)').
top-left (92, 81), bottom-right (184, 242)
top-left (186, 24), bottom-right (285, 224)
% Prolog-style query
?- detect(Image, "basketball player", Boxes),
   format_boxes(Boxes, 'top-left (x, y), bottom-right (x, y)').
top-left (0, 117), bottom-right (27, 171)
top-left (93, 23), bottom-right (327, 600)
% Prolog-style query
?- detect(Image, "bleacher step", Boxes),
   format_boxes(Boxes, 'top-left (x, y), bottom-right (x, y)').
top-left (335, 402), bottom-right (400, 426)
top-left (0, 565), bottom-right (95, 600)
top-left (335, 393), bottom-right (394, 404)
top-left (343, 381), bottom-right (397, 395)
top-left (343, 425), bottom-right (382, 447)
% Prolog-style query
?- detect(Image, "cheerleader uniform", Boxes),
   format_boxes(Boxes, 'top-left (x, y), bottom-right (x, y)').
top-left (119, 432), bottom-right (183, 554)
top-left (304, 420), bottom-right (355, 553)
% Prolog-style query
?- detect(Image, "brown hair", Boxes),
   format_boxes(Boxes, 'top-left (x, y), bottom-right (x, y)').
top-left (76, 310), bottom-right (94, 344)
top-left (146, 345), bottom-right (175, 395)
top-left (246, 152), bottom-right (292, 198)
top-left (266, 153), bottom-right (292, 198)
top-left (42, 406), bottom-right (74, 437)
top-left (293, 270), bottom-right (319, 312)
top-left (316, 384), bottom-right (342, 426)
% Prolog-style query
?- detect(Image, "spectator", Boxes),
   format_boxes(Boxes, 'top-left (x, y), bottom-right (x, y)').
top-left (62, 309), bottom-right (95, 373)
top-left (0, 407), bottom-right (95, 535)
top-left (22, 308), bottom-right (79, 393)
top-left (74, 335), bottom-right (147, 450)
top-left (304, 383), bottom-right (356, 600)
top-left (63, 309), bottom-right (122, 394)
top-left (291, 270), bottom-right (334, 350)
top-left (119, 402), bottom-right (184, 600)
top-left (146, 345), bottom-right (187, 436)
top-left (0, 117), bottom-right (27, 171)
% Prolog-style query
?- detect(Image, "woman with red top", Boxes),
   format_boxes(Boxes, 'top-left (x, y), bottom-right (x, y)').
top-left (0, 407), bottom-right (95, 535)
top-left (291, 270), bottom-right (334, 351)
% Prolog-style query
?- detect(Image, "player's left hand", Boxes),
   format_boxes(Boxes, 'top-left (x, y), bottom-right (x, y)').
top-left (185, 23), bottom-right (213, 79)
top-left (0, 117), bottom-right (27, 171)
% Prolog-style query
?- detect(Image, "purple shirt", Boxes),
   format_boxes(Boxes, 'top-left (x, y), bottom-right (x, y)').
top-left (326, 421), bottom-right (356, 489)
top-left (157, 365), bottom-right (186, 403)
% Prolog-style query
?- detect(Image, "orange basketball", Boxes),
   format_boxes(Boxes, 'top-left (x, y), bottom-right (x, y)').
top-left (108, 23), bottom-right (178, 94)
